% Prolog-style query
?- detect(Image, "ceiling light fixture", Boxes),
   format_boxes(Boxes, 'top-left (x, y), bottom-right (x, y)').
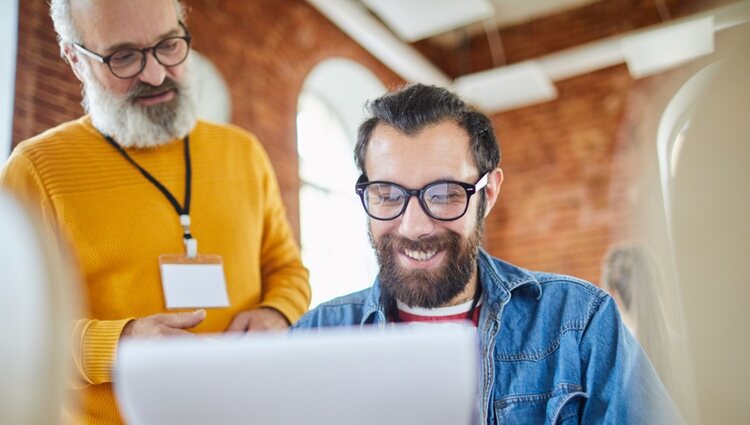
top-left (453, 61), bottom-right (557, 112)
top-left (361, 0), bottom-right (494, 42)
top-left (621, 17), bottom-right (715, 78)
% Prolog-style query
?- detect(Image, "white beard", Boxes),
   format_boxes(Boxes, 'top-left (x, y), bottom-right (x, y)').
top-left (79, 56), bottom-right (198, 149)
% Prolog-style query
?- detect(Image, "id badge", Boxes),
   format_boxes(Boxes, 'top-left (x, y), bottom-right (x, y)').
top-left (159, 254), bottom-right (230, 309)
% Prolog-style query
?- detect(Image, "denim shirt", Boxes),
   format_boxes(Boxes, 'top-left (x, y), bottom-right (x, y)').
top-left (294, 249), bottom-right (680, 424)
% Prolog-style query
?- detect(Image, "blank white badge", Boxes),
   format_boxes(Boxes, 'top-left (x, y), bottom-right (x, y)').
top-left (159, 254), bottom-right (230, 309)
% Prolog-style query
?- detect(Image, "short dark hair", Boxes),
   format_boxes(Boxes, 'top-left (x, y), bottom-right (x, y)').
top-left (354, 83), bottom-right (501, 177)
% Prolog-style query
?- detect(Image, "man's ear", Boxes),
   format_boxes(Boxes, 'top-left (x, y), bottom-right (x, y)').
top-left (62, 44), bottom-right (85, 83)
top-left (482, 168), bottom-right (504, 218)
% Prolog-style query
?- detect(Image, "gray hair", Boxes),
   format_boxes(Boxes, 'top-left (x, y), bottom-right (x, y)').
top-left (49, 0), bottom-right (81, 52)
top-left (49, 0), bottom-right (187, 56)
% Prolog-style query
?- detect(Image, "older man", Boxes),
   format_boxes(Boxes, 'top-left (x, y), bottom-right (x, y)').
top-left (1, 0), bottom-right (310, 423)
top-left (294, 84), bottom-right (681, 424)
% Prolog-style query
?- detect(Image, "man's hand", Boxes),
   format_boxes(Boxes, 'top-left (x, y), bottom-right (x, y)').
top-left (226, 307), bottom-right (289, 333)
top-left (121, 309), bottom-right (206, 339)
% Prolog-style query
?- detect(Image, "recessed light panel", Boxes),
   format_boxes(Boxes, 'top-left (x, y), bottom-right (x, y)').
top-left (362, 0), bottom-right (495, 42)
top-left (453, 62), bottom-right (558, 113)
top-left (622, 17), bottom-right (715, 79)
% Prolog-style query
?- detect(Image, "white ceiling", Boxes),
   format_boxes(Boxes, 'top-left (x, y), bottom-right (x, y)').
top-left (362, 0), bottom-right (495, 42)
top-left (361, 0), bottom-right (600, 42)
top-left (488, 0), bottom-right (600, 28)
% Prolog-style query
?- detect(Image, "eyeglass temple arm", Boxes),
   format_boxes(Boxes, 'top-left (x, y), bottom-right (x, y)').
top-left (72, 43), bottom-right (104, 63)
top-left (474, 172), bottom-right (489, 191)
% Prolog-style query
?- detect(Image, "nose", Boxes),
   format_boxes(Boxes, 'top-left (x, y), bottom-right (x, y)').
top-left (398, 196), bottom-right (435, 240)
top-left (137, 50), bottom-right (167, 86)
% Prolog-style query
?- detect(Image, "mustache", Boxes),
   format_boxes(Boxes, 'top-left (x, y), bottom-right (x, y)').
top-left (128, 78), bottom-right (179, 100)
top-left (382, 232), bottom-right (460, 253)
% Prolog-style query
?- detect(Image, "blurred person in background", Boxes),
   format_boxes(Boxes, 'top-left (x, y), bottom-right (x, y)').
top-left (0, 0), bottom-right (310, 423)
top-left (601, 244), bottom-right (679, 407)
top-left (295, 83), bottom-right (681, 424)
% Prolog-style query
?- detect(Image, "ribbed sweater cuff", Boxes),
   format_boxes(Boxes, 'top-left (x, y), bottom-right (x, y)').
top-left (81, 318), bottom-right (133, 384)
top-left (259, 297), bottom-right (305, 325)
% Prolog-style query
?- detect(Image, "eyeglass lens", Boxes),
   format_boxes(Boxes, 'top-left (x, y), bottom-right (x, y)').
top-left (109, 37), bottom-right (190, 78)
top-left (363, 182), bottom-right (469, 220)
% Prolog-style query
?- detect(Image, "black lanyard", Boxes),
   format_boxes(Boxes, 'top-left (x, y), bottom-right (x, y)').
top-left (102, 134), bottom-right (195, 252)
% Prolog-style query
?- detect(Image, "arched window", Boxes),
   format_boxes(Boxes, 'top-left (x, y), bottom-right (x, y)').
top-left (297, 59), bottom-right (385, 308)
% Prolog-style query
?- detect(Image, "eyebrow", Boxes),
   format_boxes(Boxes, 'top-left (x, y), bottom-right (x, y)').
top-left (373, 176), bottom-right (464, 187)
top-left (101, 25), bottom-right (184, 55)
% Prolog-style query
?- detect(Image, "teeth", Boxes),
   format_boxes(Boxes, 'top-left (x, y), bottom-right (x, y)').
top-left (404, 249), bottom-right (437, 261)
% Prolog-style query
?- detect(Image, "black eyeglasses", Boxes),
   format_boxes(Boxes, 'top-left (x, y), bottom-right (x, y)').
top-left (355, 173), bottom-right (489, 221)
top-left (73, 22), bottom-right (192, 79)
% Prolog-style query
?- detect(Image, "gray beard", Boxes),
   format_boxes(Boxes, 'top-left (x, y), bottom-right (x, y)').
top-left (80, 58), bottom-right (197, 148)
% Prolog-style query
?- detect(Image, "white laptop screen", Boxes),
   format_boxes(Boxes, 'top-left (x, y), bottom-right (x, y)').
top-left (115, 325), bottom-right (478, 425)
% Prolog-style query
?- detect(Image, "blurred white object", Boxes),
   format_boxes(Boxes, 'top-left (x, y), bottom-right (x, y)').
top-left (1, 0), bottom-right (18, 159)
top-left (115, 326), bottom-right (478, 425)
top-left (667, 33), bottom-right (750, 424)
top-left (645, 25), bottom-right (750, 424)
top-left (191, 50), bottom-right (231, 123)
top-left (0, 191), bottom-right (75, 424)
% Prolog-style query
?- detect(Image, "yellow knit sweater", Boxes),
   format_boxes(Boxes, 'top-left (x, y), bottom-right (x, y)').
top-left (1, 116), bottom-right (311, 424)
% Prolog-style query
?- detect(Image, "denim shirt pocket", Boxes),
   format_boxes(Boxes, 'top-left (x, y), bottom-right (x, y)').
top-left (494, 383), bottom-right (588, 425)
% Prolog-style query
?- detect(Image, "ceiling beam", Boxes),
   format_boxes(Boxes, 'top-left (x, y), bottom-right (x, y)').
top-left (307, 0), bottom-right (750, 113)
top-left (306, 0), bottom-right (452, 86)
top-left (538, 1), bottom-right (750, 81)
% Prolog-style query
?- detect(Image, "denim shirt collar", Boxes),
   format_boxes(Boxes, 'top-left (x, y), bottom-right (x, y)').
top-left (359, 248), bottom-right (541, 325)
top-left (360, 277), bottom-right (386, 325)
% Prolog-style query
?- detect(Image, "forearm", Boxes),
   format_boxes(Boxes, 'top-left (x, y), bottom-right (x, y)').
top-left (259, 262), bottom-right (311, 324)
top-left (259, 192), bottom-right (311, 322)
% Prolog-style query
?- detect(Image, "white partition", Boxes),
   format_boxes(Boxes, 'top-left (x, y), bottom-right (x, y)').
top-left (0, 0), bottom-right (19, 160)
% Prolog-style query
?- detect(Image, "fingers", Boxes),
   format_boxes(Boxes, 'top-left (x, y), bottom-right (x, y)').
top-left (124, 308), bottom-right (291, 340)
top-left (245, 307), bottom-right (289, 331)
top-left (120, 310), bottom-right (206, 340)
top-left (227, 308), bottom-right (289, 333)
top-left (158, 309), bottom-right (206, 329)
top-left (225, 313), bottom-right (250, 333)
top-left (162, 328), bottom-right (197, 337)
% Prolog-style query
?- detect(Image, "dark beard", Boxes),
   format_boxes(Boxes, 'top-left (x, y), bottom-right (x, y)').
top-left (372, 215), bottom-right (485, 310)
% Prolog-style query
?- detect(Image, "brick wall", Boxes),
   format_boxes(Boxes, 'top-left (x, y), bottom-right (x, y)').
top-left (12, 1), bottom-right (84, 144)
top-left (474, 0), bottom-right (732, 283)
top-left (483, 65), bottom-right (636, 283)
top-left (10, 0), bottom-right (730, 284)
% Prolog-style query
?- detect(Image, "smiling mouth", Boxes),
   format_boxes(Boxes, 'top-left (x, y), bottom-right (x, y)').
top-left (403, 249), bottom-right (438, 261)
